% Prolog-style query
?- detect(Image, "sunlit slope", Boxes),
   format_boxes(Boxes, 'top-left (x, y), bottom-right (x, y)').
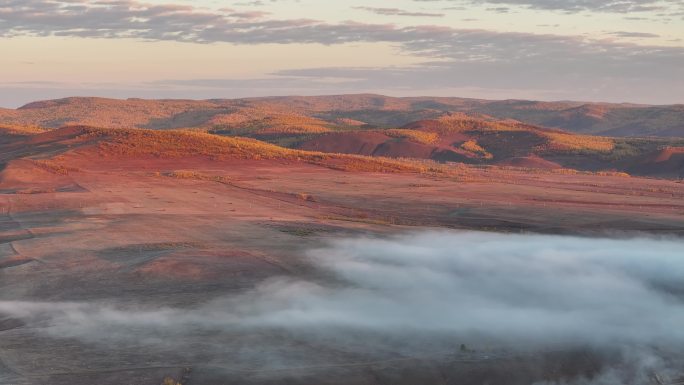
top-left (0, 126), bottom-right (462, 176)
top-left (1, 95), bottom-right (682, 137)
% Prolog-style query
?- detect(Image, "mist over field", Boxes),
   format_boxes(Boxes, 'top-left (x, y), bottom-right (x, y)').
top-left (2, 0), bottom-right (682, 383)
top-left (1, 231), bottom-right (683, 383)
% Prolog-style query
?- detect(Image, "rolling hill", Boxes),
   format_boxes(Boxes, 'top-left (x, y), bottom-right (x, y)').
top-left (0, 125), bottom-right (456, 178)
top-left (2, 94), bottom-right (684, 178)
top-left (0, 94), bottom-right (682, 137)
top-left (2, 121), bottom-right (684, 385)
top-left (294, 115), bottom-right (684, 178)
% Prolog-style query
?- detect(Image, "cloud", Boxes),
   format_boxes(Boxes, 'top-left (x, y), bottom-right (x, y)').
top-left (261, 37), bottom-right (684, 103)
top-left (486, 6), bottom-right (512, 13)
top-left (420, 0), bottom-right (684, 14)
top-left (1, 231), bottom-right (684, 382)
top-left (0, 0), bottom-right (681, 103)
top-left (354, 6), bottom-right (445, 17)
top-left (608, 31), bottom-right (661, 38)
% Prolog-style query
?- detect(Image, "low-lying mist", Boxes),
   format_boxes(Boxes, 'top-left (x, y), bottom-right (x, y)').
top-left (1, 231), bottom-right (683, 383)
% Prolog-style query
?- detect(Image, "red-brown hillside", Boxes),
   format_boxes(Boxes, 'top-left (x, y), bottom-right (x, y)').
top-left (0, 125), bottom-right (462, 177)
top-left (295, 115), bottom-right (616, 169)
top-left (627, 147), bottom-right (684, 178)
top-left (497, 155), bottom-right (562, 170)
top-left (1, 121), bottom-right (683, 385)
top-left (1, 95), bottom-right (683, 137)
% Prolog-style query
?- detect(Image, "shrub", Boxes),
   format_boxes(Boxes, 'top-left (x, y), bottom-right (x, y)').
top-left (382, 129), bottom-right (438, 144)
top-left (541, 132), bottom-right (614, 153)
top-left (30, 159), bottom-right (79, 175)
top-left (162, 377), bottom-right (181, 385)
top-left (460, 140), bottom-right (493, 159)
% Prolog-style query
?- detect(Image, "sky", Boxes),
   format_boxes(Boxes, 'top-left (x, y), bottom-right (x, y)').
top-left (0, 0), bottom-right (683, 107)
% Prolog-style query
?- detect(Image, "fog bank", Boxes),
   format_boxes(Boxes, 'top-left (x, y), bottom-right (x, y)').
top-left (1, 231), bottom-right (683, 383)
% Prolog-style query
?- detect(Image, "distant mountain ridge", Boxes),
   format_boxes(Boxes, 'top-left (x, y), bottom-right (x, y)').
top-left (0, 94), bottom-right (682, 137)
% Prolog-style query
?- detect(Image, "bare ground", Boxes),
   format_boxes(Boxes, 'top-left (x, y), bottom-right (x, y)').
top-left (1, 154), bottom-right (683, 384)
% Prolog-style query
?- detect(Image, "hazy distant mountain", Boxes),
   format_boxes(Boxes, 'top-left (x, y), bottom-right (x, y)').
top-left (1, 94), bottom-right (682, 137)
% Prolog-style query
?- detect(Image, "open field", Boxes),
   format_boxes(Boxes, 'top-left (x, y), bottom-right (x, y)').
top-left (0, 124), bottom-right (683, 384)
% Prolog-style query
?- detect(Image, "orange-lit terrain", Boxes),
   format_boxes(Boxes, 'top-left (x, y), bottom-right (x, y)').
top-left (1, 98), bottom-right (684, 385)
top-left (4, 0), bottom-right (684, 380)
top-left (2, 94), bottom-right (683, 136)
top-left (2, 95), bottom-right (683, 177)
